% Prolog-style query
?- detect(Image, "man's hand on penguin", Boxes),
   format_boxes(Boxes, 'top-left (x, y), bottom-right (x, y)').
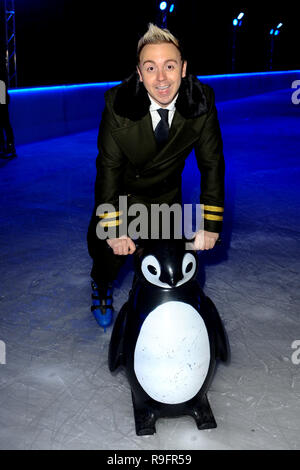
top-left (107, 235), bottom-right (136, 255)
top-left (193, 230), bottom-right (220, 251)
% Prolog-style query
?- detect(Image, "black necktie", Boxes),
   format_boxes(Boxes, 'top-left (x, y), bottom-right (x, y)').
top-left (154, 108), bottom-right (169, 149)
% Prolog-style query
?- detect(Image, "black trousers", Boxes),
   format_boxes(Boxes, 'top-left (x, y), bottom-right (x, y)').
top-left (87, 214), bottom-right (128, 286)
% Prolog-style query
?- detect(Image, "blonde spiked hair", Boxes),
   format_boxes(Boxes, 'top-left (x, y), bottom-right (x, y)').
top-left (137, 23), bottom-right (183, 63)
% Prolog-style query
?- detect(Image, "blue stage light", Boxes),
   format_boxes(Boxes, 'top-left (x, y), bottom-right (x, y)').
top-left (159, 1), bottom-right (167, 10)
top-left (277, 23), bottom-right (283, 29)
top-left (274, 30), bottom-right (280, 36)
top-left (237, 12), bottom-right (244, 20)
top-left (233, 18), bottom-right (238, 26)
top-left (270, 29), bottom-right (274, 35)
top-left (169, 3), bottom-right (174, 13)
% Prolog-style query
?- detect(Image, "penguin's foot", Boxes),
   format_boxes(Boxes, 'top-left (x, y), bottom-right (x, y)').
top-left (91, 281), bottom-right (114, 331)
top-left (131, 394), bottom-right (157, 436)
top-left (134, 409), bottom-right (157, 436)
top-left (190, 395), bottom-right (217, 430)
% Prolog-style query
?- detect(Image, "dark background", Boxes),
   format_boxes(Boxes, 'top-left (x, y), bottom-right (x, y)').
top-left (13, 0), bottom-right (300, 87)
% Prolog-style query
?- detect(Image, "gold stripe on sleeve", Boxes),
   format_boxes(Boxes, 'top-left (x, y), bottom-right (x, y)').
top-left (204, 205), bottom-right (224, 213)
top-left (203, 214), bottom-right (223, 221)
top-left (100, 219), bottom-right (123, 227)
top-left (98, 211), bottom-right (123, 219)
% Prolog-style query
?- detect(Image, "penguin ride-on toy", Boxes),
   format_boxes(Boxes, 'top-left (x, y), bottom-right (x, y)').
top-left (108, 238), bottom-right (229, 436)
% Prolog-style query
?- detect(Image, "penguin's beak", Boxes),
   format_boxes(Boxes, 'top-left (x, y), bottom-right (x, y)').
top-left (169, 274), bottom-right (183, 288)
top-left (160, 268), bottom-right (183, 288)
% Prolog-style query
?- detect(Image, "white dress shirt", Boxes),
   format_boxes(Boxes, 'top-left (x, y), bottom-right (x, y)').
top-left (148, 93), bottom-right (178, 131)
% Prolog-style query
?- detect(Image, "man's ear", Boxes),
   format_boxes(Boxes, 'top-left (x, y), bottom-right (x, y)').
top-left (136, 65), bottom-right (143, 82)
top-left (182, 60), bottom-right (187, 78)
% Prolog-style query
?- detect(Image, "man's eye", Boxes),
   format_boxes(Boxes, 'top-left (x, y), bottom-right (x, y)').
top-left (146, 66), bottom-right (155, 72)
top-left (166, 64), bottom-right (175, 70)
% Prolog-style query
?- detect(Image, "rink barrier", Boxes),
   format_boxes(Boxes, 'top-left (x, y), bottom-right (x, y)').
top-left (8, 70), bottom-right (300, 145)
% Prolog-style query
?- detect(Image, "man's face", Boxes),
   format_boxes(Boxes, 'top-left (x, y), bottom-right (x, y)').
top-left (137, 42), bottom-right (187, 108)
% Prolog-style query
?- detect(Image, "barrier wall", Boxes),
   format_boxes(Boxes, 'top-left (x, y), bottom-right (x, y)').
top-left (8, 71), bottom-right (300, 145)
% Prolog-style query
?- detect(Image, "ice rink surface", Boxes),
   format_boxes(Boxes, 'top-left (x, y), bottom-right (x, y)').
top-left (0, 87), bottom-right (299, 450)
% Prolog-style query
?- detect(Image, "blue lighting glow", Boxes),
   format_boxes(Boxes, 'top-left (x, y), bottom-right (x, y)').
top-left (270, 29), bottom-right (274, 35)
top-left (196, 70), bottom-right (300, 80)
top-left (7, 71), bottom-right (300, 94)
top-left (8, 82), bottom-right (122, 94)
top-left (233, 19), bottom-right (238, 26)
top-left (277, 23), bottom-right (283, 29)
top-left (274, 30), bottom-right (280, 36)
top-left (159, 1), bottom-right (167, 10)
top-left (237, 12), bottom-right (244, 20)
top-left (169, 3), bottom-right (174, 13)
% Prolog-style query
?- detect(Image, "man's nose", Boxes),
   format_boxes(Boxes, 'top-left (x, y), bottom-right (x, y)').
top-left (156, 68), bottom-right (167, 81)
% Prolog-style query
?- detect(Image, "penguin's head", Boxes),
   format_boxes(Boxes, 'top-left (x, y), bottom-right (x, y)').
top-left (134, 239), bottom-right (198, 289)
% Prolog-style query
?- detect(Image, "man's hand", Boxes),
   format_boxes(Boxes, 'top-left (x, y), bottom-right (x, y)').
top-left (106, 235), bottom-right (136, 255)
top-left (192, 230), bottom-right (219, 251)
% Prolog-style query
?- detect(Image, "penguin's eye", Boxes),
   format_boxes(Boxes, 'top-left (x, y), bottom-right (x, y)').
top-left (141, 255), bottom-right (171, 288)
top-left (185, 262), bottom-right (193, 274)
top-left (141, 255), bottom-right (161, 283)
top-left (176, 253), bottom-right (197, 287)
top-left (148, 265), bottom-right (157, 275)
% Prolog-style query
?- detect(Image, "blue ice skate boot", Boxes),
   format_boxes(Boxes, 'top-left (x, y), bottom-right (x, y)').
top-left (91, 281), bottom-right (114, 331)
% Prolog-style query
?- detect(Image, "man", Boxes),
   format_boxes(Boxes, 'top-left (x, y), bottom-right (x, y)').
top-left (87, 23), bottom-right (225, 326)
top-left (0, 7), bottom-right (16, 160)
top-left (0, 92), bottom-right (17, 159)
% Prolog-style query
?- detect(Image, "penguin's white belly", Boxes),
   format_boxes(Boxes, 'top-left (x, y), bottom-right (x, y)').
top-left (134, 301), bottom-right (210, 404)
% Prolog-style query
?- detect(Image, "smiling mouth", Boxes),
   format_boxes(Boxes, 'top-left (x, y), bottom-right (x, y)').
top-left (156, 85), bottom-right (170, 91)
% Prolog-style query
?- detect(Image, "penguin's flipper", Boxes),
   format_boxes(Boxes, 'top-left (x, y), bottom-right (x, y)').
top-left (108, 301), bottom-right (129, 372)
top-left (204, 296), bottom-right (230, 363)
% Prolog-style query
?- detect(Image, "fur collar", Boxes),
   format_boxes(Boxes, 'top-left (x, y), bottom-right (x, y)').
top-left (113, 72), bottom-right (208, 121)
